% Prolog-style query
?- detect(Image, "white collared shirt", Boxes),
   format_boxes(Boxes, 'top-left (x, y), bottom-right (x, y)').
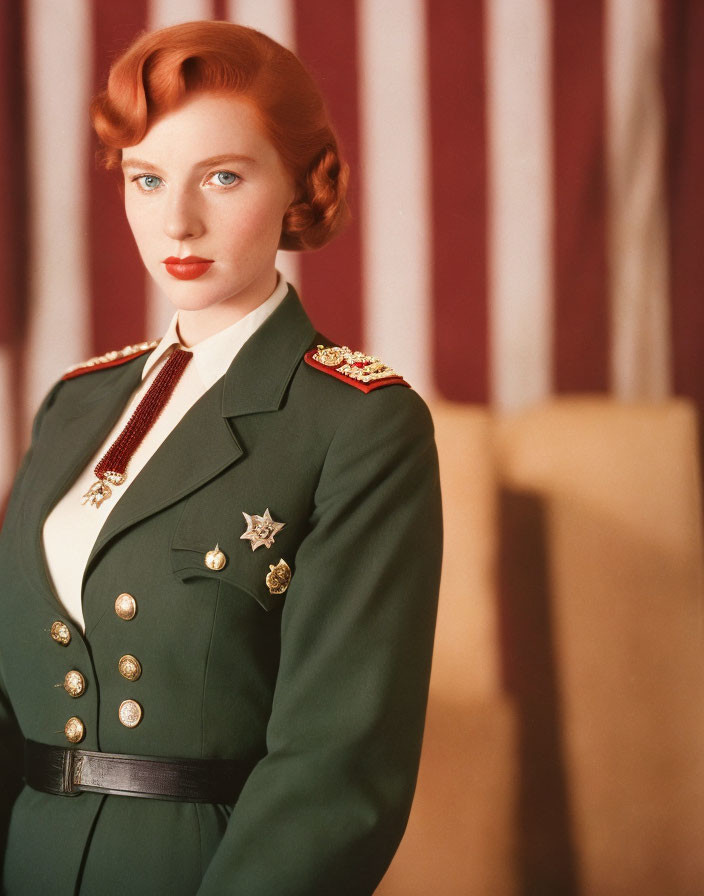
top-left (42, 272), bottom-right (290, 633)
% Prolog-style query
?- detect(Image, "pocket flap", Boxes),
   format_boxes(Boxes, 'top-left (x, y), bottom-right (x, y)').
top-left (171, 521), bottom-right (292, 613)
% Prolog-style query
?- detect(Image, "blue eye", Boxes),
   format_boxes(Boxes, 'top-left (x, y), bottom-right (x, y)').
top-left (209, 171), bottom-right (240, 187)
top-left (134, 174), bottom-right (162, 191)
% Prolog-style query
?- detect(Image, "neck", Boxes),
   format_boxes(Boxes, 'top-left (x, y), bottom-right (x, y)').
top-left (175, 268), bottom-right (279, 347)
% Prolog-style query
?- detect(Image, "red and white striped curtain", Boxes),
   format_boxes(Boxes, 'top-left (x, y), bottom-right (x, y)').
top-left (1, 0), bottom-right (702, 508)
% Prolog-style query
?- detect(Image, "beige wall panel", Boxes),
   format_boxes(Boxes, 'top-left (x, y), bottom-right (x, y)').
top-left (428, 402), bottom-right (502, 700)
top-left (377, 697), bottom-right (518, 896)
top-left (497, 398), bottom-right (704, 894)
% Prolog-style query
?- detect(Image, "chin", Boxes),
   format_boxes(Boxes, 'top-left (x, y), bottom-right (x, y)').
top-left (167, 295), bottom-right (224, 312)
top-left (153, 276), bottom-right (216, 307)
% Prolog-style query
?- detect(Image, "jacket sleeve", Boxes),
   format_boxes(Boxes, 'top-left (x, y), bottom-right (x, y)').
top-left (197, 385), bottom-right (444, 896)
top-left (0, 378), bottom-right (62, 870)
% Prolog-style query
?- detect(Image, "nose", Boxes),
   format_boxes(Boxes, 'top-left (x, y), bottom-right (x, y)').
top-left (162, 184), bottom-right (205, 241)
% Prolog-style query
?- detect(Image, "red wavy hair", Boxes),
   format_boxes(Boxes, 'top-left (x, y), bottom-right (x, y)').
top-left (90, 20), bottom-right (349, 251)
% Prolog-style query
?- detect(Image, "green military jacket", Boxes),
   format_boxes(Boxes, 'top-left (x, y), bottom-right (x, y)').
top-left (0, 286), bottom-right (443, 895)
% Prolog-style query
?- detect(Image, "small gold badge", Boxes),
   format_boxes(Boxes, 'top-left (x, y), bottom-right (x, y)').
top-left (204, 543), bottom-right (227, 570)
top-left (240, 508), bottom-right (285, 551)
top-left (81, 471), bottom-right (127, 508)
top-left (81, 480), bottom-right (112, 508)
top-left (266, 559), bottom-right (291, 595)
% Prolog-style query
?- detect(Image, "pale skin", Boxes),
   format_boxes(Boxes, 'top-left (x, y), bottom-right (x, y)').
top-left (121, 91), bottom-right (296, 347)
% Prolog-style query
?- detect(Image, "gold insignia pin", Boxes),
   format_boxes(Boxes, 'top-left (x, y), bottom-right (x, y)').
top-left (204, 543), bottom-right (227, 570)
top-left (266, 559), bottom-right (291, 594)
top-left (240, 508), bottom-right (285, 551)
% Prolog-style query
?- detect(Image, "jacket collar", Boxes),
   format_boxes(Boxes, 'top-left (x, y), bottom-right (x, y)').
top-left (220, 282), bottom-right (316, 417)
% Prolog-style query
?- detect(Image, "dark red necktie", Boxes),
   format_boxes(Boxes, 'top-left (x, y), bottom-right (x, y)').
top-left (82, 347), bottom-right (193, 508)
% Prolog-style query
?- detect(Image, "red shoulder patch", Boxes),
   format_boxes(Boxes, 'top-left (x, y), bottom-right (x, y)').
top-left (61, 340), bottom-right (159, 381)
top-left (304, 344), bottom-right (411, 393)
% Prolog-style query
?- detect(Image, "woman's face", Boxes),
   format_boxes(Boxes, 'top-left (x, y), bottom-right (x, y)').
top-left (121, 91), bottom-right (295, 317)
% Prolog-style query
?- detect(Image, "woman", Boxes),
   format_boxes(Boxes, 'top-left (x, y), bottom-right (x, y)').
top-left (0, 20), bottom-right (443, 896)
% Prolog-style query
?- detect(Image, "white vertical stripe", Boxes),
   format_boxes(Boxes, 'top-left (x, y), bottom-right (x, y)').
top-left (606, 0), bottom-right (671, 400)
top-left (227, 0), bottom-right (299, 290)
top-left (24, 0), bottom-right (92, 429)
top-left (146, 0), bottom-right (215, 339)
top-left (227, 0), bottom-right (295, 48)
top-left (486, 0), bottom-right (553, 411)
top-left (357, 0), bottom-right (433, 398)
top-left (149, 0), bottom-right (211, 29)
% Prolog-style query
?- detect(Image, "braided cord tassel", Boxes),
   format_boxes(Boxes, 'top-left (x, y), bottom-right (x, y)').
top-left (82, 347), bottom-right (193, 508)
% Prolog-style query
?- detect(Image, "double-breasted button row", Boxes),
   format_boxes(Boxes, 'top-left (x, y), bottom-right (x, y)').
top-left (52, 595), bottom-right (144, 739)
top-left (61, 665), bottom-right (86, 740)
top-left (114, 596), bottom-right (143, 726)
top-left (62, 701), bottom-right (143, 739)
top-left (50, 622), bottom-right (84, 742)
top-left (118, 650), bottom-right (142, 726)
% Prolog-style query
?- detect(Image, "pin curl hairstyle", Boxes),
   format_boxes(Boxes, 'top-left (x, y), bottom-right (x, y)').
top-left (89, 19), bottom-right (349, 251)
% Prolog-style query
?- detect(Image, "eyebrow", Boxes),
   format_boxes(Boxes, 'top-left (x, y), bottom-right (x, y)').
top-left (120, 153), bottom-right (256, 171)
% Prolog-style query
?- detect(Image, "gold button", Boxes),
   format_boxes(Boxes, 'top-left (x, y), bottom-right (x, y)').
top-left (204, 543), bottom-right (227, 570)
top-left (63, 670), bottom-right (85, 697)
top-left (64, 716), bottom-right (85, 743)
top-left (118, 655), bottom-right (142, 681)
top-left (114, 593), bottom-right (137, 620)
top-left (50, 621), bottom-right (71, 645)
top-left (118, 699), bottom-right (142, 728)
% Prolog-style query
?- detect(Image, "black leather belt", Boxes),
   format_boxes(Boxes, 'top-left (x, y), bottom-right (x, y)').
top-left (24, 739), bottom-right (253, 803)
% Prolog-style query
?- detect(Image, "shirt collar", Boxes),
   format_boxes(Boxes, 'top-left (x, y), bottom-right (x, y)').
top-left (141, 271), bottom-right (290, 390)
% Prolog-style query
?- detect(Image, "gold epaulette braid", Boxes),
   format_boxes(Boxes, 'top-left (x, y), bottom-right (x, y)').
top-left (303, 344), bottom-right (411, 393)
top-left (62, 340), bottom-right (159, 381)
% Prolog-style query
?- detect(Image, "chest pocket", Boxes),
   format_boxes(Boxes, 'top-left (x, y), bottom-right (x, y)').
top-left (170, 489), bottom-right (304, 612)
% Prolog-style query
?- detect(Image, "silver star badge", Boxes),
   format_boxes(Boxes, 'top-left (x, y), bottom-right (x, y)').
top-left (240, 508), bottom-right (285, 551)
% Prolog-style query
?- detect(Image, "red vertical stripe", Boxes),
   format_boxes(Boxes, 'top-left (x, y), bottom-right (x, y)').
top-left (212, 0), bottom-right (228, 22)
top-left (662, 0), bottom-right (704, 443)
top-left (0, 1), bottom-right (28, 348)
top-left (293, 0), bottom-right (363, 347)
top-left (0, 0), bottom-right (29, 472)
top-left (90, 4), bottom-right (150, 354)
top-left (428, 0), bottom-right (488, 402)
top-left (552, 0), bottom-right (609, 393)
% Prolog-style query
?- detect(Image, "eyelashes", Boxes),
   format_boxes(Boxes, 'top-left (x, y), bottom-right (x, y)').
top-left (129, 170), bottom-right (241, 193)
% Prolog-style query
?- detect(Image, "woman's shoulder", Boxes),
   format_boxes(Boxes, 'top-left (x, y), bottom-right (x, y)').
top-left (301, 338), bottom-right (411, 394)
top-left (60, 340), bottom-right (159, 381)
top-left (292, 332), bottom-right (435, 443)
top-left (28, 340), bottom-right (157, 438)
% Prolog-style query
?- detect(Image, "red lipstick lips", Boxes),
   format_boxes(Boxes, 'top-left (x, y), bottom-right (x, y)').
top-left (163, 255), bottom-right (214, 280)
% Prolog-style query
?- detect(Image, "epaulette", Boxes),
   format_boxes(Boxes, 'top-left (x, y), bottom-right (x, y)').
top-left (304, 344), bottom-right (411, 393)
top-left (61, 340), bottom-right (159, 381)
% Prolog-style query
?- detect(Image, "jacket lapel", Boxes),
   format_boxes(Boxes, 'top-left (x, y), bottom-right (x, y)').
top-left (19, 356), bottom-right (147, 612)
top-left (81, 285), bottom-right (316, 579)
